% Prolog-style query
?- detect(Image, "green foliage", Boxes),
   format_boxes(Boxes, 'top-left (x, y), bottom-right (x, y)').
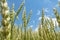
top-left (16, 2), bottom-right (24, 18)
top-left (53, 8), bottom-right (60, 27)
top-left (22, 7), bottom-right (32, 40)
top-left (0, 0), bottom-right (24, 40)
top-left (41, 8), bottom-right (44, 27)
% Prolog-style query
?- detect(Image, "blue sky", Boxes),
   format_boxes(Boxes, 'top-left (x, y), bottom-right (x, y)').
top-left (7, 0), bottom-right (60, 31)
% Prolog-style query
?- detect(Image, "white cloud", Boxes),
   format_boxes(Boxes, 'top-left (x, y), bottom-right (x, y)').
top-left (37, 10), bottom-right (40, 15)
top-left (58, 0), bottom-right (60, 1)
top-left (44, 16), bottom-right (50, 20)
top-left (27, 25), bottom-right (33, 30)
top-left (30, 25), bottom-right (33, 28)
top-left (35, 16), bottom-right (58, 31)
top-left (35, 27), bottom-right (38, 32)
top-left (38, 17), bottom-right (41, 21)
top-left (44, 16), bottom-right (58, 26)
top-left (52, 18), bottom-right (58, 26)
top-left (44, 8), bottom-right (49, 13)
top-left (32, 20), bottom-right (35, 23)
top-left (38, 16), bottom-right (50, 21)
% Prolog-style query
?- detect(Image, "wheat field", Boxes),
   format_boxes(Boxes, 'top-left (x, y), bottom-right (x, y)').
top-left (0, 0), bottom-right (60, 40)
